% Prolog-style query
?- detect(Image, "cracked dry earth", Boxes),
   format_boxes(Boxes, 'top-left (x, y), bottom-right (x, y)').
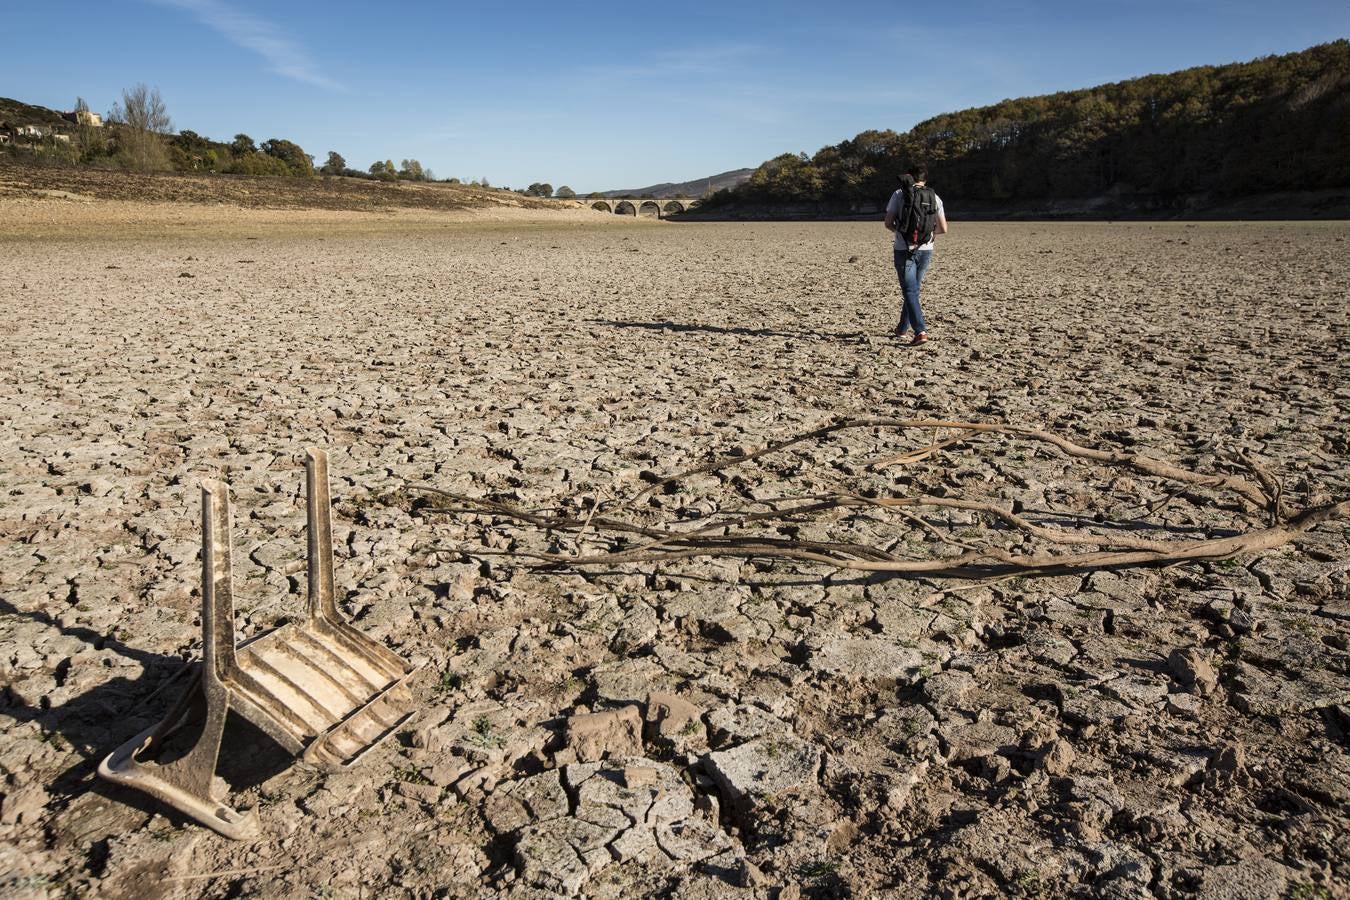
top-left (1, 204), bottom-right (1348, 900)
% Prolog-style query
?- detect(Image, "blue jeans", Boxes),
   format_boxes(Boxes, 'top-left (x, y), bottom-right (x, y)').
top-left (894, 245), bottom-right (933, 334)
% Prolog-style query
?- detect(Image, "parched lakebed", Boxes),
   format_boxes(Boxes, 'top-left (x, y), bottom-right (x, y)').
top-left (2, 205), bottom-right (1348, 898)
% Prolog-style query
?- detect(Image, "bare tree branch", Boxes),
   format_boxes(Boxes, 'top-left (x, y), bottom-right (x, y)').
top-left (401, 419), bottom-right (1346, 582)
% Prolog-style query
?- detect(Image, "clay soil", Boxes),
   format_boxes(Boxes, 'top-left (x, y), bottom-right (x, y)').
top-left (0, 161), bottom-right (562, 212)
top-left (1, 196), bottom-right (1347, 899)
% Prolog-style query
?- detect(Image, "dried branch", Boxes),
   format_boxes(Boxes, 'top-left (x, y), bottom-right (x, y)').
top-left (637, 417), bottom-right (1275, 515)
top-left (402, 419), bottom-right (1347, 582)
top-left (497, 500), bottom-right (1347, 576)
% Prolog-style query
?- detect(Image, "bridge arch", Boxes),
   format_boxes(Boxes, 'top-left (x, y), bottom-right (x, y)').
top-left (590, 200), bottom-right (612, 213)
top-left (662, 200), bottom-right (685, 215)
top-left (614, 200), bottom-right (637, 216)
top-left (638, 200), bottom-right (661, 218)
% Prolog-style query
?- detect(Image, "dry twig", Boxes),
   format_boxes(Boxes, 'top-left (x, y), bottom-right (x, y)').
top-left (405, 417), bottom-right (1346, 580)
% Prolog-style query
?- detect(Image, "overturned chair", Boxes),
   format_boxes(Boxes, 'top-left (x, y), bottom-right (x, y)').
top-left (99, 449), bottom-right (418, 839)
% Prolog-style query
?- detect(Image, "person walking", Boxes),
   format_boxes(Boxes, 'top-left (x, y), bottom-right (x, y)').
top-left (885, 166), bottom-right (948, 344)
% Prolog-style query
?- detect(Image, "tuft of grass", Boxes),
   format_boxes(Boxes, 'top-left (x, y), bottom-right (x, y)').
top-left (1016, 869), bottom-right (1046, 897)
top-left (435, 668), bottom-right (463, 693)
top-left (798, 859), bottom-right (839, 880)
top-left (1290, 885), bottom-right (1331, 900)
top-left (545, 676), bottom-right (582, 699)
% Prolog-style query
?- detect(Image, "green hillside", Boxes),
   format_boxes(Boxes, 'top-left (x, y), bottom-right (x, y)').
top-left (0, 97), bottom-right (71, 128)
top-left (704, 41), bottom-right (1350, 212)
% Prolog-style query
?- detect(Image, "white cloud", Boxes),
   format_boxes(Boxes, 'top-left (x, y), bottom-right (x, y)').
top-left (152, 0), bottom-right (341, 90)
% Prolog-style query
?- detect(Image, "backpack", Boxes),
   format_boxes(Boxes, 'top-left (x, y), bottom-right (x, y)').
top-left (899, 185), bottom-right (940, 247)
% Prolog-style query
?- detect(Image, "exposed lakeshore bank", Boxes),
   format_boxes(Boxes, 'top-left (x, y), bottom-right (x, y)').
top-left (671, 188), bottom-right (1350, 222)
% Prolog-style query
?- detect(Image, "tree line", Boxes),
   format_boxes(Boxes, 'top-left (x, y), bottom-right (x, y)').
top-left (702, 41), bottom-right (1350, 211)
top-left (11, 85), bottom-right (617, 199)
top-left (5, 84), bottom-right (450, 184)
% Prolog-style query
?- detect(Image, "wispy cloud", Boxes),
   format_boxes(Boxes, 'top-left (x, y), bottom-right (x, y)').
top-left (151, 0), bottom-right (341, 90)
top-left (577, 43), bottom-right (765, 82)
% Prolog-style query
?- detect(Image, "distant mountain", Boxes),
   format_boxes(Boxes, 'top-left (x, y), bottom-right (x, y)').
top-left (600, 168), bottom-right (753, 198)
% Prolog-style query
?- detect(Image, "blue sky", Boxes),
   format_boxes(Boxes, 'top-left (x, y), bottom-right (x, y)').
top-left (2, 1), bottom-right (1345, 191)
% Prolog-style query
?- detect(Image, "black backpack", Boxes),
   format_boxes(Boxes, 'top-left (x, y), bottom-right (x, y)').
top-left (899, 185), bottom-right (940, 246)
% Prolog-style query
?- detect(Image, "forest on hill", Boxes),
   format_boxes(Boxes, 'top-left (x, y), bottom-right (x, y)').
top-left (700, 41), bottom-right (1349, 215)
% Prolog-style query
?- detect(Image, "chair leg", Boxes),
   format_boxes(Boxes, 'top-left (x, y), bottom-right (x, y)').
top-left (305, 447), bottom-right (342, 628)
top-left (97, 481), bottom-right (259, 840)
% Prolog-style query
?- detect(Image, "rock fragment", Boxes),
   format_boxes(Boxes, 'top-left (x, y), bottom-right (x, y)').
top-left (646, 692), bottom-right (706, 752)
top-left (1168, 647), bottom-right (1219, 696)
top-left (564, 705), bottom-right (643, 762)
top-left (704, 736), bottom-right (822, 814)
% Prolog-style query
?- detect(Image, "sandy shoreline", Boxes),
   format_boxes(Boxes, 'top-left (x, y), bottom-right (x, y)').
top-left (0, 195), bottom-right (657, 241)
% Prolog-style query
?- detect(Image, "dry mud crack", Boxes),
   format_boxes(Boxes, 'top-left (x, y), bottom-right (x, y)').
top-left (0, 203), bottom-right (1347, 898)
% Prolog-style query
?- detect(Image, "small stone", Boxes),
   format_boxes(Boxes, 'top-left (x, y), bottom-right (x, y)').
top-left (1168, 648), bottom-right (1219, 696)
top-left (735, 856), bottom-right (768, 887)
top-left (1209, 742), bottom-right (1246, 773)
top-left (565, 705), bottom-right (643, 762)
top-left (1038, 738), bottom-right (1077, 776)
top-left (939, 719), bottom-right (1018, 764)
top-left (646, 692), bottom-right (705, 750)
top-left (396, 781), bottom-right (443, 805)
top-left (1228, 608), bottom-right (1256, 634)
top-left (1166, 693), bottom-right (1201, 717)
top-left (624, 764), bottom-right (659, 788)
top-left (453, 764), bottom-right (500, 799)
top-left (425, 759), bottom-right (471, 788)
top-left (825, 819), bottom-right (858, 854)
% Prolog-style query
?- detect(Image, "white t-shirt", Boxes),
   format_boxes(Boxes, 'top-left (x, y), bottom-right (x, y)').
top-left (887, 188), bottom-right (944, 250)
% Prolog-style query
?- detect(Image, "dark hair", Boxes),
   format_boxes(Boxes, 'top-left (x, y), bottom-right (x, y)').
top-left (912, 165), bottom-right (929, 182)
top-left (897, 173), bottom-right (915, 191)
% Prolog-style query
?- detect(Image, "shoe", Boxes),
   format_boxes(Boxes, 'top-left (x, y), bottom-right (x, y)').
top-left (893, 323), bottom-right (911, 339)
top-left (912, 332), bottom-right (930, 344)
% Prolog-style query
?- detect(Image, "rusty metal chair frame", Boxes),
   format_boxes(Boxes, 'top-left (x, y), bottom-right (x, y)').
top-left (98, 449), bottom-right (417, 839)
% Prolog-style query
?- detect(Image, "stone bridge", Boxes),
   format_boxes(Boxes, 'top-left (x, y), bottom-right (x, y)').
top-left (586, 197), bottom-right (699, 218)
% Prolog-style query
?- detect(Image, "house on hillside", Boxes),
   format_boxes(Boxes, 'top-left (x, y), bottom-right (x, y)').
top-left (65, 109), bottom-right (103, 128)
